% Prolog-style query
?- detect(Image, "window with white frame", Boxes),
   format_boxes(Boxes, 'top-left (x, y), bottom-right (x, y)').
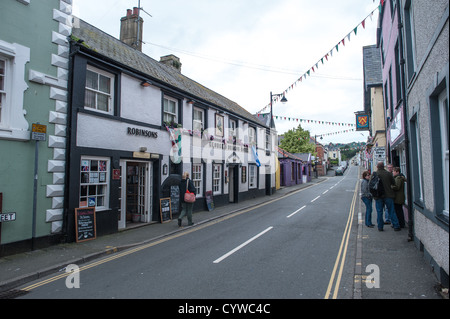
top-left (0, 58), bottom-right (5, 124)
top-left (85, 66), bottom-right (114, 114)
top-left (0, 41), bottom-right (29, 140)
top-left (213, 164), bottom-right (222, 194)
top-left (193, 107), bottom-right (204, 132)
top-left (248, 127), bottom-right (256, 145)
top-left (192, 164), bottom-right (203, 198)
top-left (249, 164), bottom-right (257, 189)
top-left (265, 133), bottom-right (271, 152)
top-left (80, 157), bottom-right (110, 210)
top-left (163, 97), bottom-right (178, 125)
top-left (229, 119), bottom-right (237, 140)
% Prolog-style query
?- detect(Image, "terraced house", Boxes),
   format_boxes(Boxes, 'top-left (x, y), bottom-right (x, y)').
top-left (379, 0), bottom-right (449, 286)
top-left (0, 0), bottom-right (72, 255)
top-left (65, 9), bottom-right (276, 241)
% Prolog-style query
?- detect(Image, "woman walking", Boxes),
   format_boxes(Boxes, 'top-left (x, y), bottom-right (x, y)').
top-left (178, 172), bottom-right (197, 227)
top-left (361, 170), bottom-right (374, 228)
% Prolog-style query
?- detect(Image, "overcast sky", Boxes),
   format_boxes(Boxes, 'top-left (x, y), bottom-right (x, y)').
top-left (72, 0), bottom-right (380, 144)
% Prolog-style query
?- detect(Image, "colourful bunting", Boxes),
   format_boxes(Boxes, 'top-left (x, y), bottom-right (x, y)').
top-left (258, 113), bottom-right (356, 127)
top-left (257, 5), bottom-right (380, 115)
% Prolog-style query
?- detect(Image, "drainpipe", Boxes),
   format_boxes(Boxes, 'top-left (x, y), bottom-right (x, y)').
top-left (397, 0), bottom-right (414, 242)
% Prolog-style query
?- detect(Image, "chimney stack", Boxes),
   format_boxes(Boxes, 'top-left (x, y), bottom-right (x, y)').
top-left (120, 7), bottom-right (144, 51)
top-left (160, 55), bottom-right (182, 73)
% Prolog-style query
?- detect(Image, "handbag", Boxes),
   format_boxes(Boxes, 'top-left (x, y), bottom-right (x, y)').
top-left (184, 179), bottom-right (196, 203)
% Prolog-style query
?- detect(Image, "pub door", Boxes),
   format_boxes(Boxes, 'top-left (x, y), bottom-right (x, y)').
top-left (228, 165), bottom-right (239, 203)
top-left (119, 160), bottom-right (153, 229)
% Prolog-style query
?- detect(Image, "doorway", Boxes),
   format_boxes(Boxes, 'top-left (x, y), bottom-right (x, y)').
top-left (265, 165), bottom-right (272, 195)
top-left (228, 165), bottom-right (239, 203)
top-left (119, 161), bottom-right (153, 229)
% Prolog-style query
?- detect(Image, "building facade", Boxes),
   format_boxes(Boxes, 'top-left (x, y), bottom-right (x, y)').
top-left (362, 45), bottom-right (386, 173)
top-left (277, 147), bottom-right (304, 187)
top-left (378, 0), bottom-right (408, 174)
top-left (65, 14), bottom-right (276, 241)
top-left (0, 0), bottom-right (72, 255)
top-left (399, 0), bottom-right (449, 286)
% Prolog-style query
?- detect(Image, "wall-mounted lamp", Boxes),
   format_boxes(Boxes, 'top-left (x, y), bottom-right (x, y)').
top-left (140, 81), bottom-right (152, 87)
top-left (139, 146), bottom-right (147, 152)
top-left (187, 100), bottom-right (194, 105)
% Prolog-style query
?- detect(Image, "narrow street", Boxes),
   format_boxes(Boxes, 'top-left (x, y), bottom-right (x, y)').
top-left (18, 166), bottom-right (360, 299)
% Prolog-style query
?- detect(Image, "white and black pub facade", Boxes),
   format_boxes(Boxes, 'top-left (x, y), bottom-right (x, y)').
top-left (65, 19), bottom-right (276, 241)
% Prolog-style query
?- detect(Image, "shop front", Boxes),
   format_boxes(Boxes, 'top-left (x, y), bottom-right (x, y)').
top-left (119, 160), bottom-right (153, 229)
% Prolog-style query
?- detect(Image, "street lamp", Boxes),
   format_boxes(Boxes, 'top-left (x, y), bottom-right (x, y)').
top-left (314, 134), bottom-right (323, 178)
top-left (270, 91), bottom-right (288, 128)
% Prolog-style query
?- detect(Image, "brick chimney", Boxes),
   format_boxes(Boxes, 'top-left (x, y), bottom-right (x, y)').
top-left (160, 54), bottom-right (182, 73)
top-left (120, 7), bottom-right (143, 51)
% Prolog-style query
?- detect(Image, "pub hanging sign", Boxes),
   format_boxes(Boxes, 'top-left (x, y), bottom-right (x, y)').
top-left (355, 113), bottom-right (370, 131)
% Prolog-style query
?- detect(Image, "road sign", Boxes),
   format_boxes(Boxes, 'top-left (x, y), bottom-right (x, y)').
top-left (31, 123), bottom-right (47, 141)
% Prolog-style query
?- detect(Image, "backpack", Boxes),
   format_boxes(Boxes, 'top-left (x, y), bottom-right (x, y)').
top-left (369, 172), bottom-right (384, 197)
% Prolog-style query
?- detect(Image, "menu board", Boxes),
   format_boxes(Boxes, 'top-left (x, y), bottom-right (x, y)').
top-left (75, 207), bottom-right (96, 243)
top-left (160, 198), bottom-right (172, 223)
top-left (170, 185), bottom-right (180, 215)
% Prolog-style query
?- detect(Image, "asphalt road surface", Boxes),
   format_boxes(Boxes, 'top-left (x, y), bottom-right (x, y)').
top-left (19, 165), bottom-right (360, 299)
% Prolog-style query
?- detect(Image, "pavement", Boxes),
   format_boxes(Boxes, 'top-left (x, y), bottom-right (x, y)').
top-left (0, 168), bottom-right (446, 299)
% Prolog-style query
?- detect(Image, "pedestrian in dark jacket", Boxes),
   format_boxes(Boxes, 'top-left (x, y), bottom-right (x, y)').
top-left (372, 162), bottom-right (401, 231)
top-left (361, 170), bottom-right (374, 227)
top-left (178, 172), bottom-right (196, 227)
top-left (391, 167), bottom-right (406, 228)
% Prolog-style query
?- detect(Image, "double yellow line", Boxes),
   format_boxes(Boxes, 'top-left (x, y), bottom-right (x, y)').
top-left (324, 180), bottom-right (359, 299)
top-left (21, 181), bottom-right (325, 293)
top-left (22, 227), bottom-right (202, 291)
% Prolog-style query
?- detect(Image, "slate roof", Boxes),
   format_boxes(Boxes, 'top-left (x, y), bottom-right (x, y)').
top-left (362, 45), bottom-right (382, 112)
top-left (363, 45), bottom-right (382, 89)
top-left (71, 18), bottom-right (266, 127)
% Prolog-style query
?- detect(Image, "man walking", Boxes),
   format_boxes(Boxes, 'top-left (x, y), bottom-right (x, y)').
top-left (372, 162), bottom-right (401, 231)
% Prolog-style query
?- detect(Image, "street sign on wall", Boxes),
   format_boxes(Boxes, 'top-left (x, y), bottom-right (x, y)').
top-left (373, 147), bottom-right (386, 165)
top-left (31, 123), bottom-right (47, 141)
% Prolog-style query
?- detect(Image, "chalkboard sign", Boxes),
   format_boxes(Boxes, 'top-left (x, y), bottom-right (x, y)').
top-left (75, 207), bottom-right (96, 243)
top-left (170, 185), bottom-right (180, 215)
top-left (160, 198), bottom-right (172, 223)
top-left (205, 191), bottom-right (214, 211)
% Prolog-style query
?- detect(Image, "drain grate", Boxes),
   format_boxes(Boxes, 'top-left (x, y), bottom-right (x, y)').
top-left (0, 289), bottom-right (30, 299)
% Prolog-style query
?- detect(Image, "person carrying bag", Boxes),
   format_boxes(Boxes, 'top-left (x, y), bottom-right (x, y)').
top-left (178, 172), bottom-right (197, 227)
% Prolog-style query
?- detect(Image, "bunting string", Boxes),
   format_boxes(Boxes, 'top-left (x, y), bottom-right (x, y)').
top-left (257, 113), bottom-right (356, 127)
top-left (257, 4), bottom-right (382, 114)
top-left (296, 129), bottom-right (356, 140)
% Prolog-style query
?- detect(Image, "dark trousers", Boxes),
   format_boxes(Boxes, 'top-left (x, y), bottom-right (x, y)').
top-left (394, 203), bottom-right (406, 228)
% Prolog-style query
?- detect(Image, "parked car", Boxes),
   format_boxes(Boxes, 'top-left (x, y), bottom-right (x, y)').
top-left (335, 167), bottom-right (344, 176)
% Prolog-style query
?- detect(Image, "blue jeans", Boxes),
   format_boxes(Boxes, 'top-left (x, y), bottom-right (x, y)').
top-left (362, 197), bottom-right (373, 226)
top-left (375, 197), bottom-right (400, 230)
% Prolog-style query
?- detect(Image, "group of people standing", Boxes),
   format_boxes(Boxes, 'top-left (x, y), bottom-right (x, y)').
top-left (361, 162), bottom-right (406, 231)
